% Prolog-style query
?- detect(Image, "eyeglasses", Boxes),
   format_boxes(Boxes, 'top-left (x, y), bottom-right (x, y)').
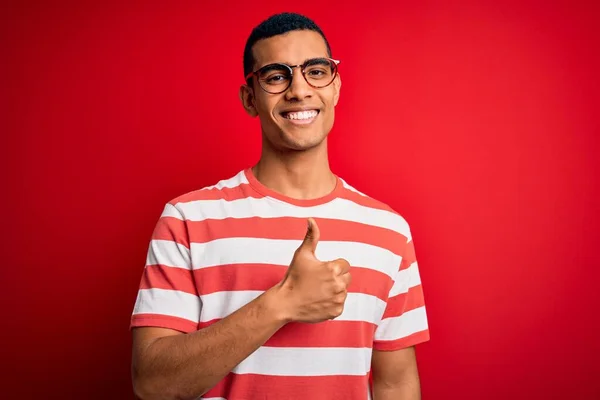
top-left (245, 57), bottom-right (340, 94)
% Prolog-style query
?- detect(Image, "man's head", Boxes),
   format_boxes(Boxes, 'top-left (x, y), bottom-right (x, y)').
top-left (239, 13), bottom-right (341, 152)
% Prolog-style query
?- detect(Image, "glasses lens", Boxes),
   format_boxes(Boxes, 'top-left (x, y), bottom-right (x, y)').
top-left (257, 64), bottom-right (291, 93)
top-left (303, 58), bottom-right (337, 88)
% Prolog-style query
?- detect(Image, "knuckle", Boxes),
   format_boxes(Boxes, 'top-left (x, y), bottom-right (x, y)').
top-left (336, 261), bottom-right (348, 274)
top-left (328, 308), bottom-right (342, 319)
top-left (345, 272), bottom-right (352, 285)
top-left (329, 263), bottom-right (340, 275)
top-left (332, 291), bottom-right (346, 305)
top-left (334, 282), bottom-right (345, 293)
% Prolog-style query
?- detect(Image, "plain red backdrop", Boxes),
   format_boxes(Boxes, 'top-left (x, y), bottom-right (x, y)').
top-left (2, 0), bottom-right (599, 399)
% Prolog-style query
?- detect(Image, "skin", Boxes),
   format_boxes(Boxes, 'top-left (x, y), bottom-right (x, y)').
top-left (131, 29), bottom-right (421, 400)
top-left (239, 29), bottom-right (341, 201)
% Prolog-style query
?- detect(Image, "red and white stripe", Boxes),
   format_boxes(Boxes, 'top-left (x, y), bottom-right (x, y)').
top-left (131, 169), bottom-right (430, 399)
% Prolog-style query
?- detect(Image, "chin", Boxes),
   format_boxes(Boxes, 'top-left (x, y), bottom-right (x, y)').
top-left (279, 129), bottom-right (327, 151)
top-left (262, 119), bottom-right (329, 151)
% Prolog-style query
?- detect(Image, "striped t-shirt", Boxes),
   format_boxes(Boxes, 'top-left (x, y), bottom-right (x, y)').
top-left (131, 168), bottom-right (430, 400)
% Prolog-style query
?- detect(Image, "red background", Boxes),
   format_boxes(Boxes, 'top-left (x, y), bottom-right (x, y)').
top-left (2, 1), bottom-right (599, 399)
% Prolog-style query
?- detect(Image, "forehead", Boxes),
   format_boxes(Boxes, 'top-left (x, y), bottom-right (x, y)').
top-left (252, 30), bottom-right (329, 69)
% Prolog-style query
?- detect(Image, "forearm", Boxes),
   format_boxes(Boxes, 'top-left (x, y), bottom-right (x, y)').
top-left (372, 375), bottom-right (421, 400)
top-left (133, 287), bottom-right (287, 400)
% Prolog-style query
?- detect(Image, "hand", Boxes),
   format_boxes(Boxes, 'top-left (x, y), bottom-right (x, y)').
top-left (276, 218), bottom-right (352, 323)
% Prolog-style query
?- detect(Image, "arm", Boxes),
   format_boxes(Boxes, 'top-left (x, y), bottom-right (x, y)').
top-left (132, 217), bottom-right (350, 400)
top-left (132, 286), bottom-right (287, 400)
top-left (371, 230), bottom-right (429, 399)
top-left (371, 346), bottom-right (421, 400)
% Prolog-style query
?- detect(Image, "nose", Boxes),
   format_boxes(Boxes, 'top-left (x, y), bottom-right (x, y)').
top-left (284, 66), bottom-right (313, 101)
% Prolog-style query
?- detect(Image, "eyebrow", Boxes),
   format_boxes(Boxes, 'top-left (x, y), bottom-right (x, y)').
top-left (304, 57), bottom-right (330, 67)
top-left (256, 57), bottom-right (330, 71)
top-left (257, 63), bottom-right (289, 74)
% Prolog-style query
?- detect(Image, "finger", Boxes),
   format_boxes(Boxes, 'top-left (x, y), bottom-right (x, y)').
top-left (336, 291), bottom-right (348, 304)
top-left (298, 217), bottom-right (320, 254)
top-left (341, 271), bottom-right (352, 287)
top-left (333, 280), bottom-right (346, 294)
top-left (328, 262), bottom-right (342, 275)
top-left (331, 258), bottom-right (351, 275)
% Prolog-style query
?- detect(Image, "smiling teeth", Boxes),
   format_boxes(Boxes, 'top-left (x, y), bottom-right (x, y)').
top-left (285, 110), bottom-right (318, 120)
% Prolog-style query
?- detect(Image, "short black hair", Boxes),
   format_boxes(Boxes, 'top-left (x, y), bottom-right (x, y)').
top-left (243, 12), bottom-right (332, 79)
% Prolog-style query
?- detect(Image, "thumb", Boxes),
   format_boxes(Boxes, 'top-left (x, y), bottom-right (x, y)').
top-left (299, 217), bottom-right (320, 254)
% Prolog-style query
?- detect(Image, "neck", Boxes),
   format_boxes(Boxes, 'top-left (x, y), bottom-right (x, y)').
top-left (252, 138), bottom-right (336, 200)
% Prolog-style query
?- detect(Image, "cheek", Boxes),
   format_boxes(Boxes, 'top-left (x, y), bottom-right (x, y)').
top-left (258, 99), bottom-right (281, 122)
top-left (252, 92), bottom-right (272, 113)
top-left (323, 95), bottom-right (337, 119)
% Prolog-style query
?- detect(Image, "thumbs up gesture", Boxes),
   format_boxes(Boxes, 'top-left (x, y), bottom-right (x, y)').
top-left (277, 218), bottom-right (352, 323)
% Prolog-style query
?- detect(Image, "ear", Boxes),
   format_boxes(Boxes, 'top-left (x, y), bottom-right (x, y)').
top-left (333, 74), bottom-right (342, 106)
top-left (239, 84), bottom-right (258, 117)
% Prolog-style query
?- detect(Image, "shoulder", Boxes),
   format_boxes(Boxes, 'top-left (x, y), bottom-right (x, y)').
top-left (150, 170), bottom-right (253, 222)
top-left (337, 176), bottom-right (413, 242)
top-left (164, 170), bottom-right (251, 212)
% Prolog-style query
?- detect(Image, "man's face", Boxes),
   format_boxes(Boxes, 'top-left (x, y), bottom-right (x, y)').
top-left (241, 30), bottom-right (341, 152)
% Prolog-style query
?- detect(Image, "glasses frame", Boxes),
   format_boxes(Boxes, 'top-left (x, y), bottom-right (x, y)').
top-left (245, 57), bottom-right (341, 94)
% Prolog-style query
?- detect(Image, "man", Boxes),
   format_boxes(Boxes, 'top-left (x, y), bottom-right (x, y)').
top-left (131, 12), bottom-right (429, 400)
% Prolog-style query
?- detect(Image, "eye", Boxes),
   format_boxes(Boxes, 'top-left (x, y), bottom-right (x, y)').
top-left (265, 74), bottom-right (287, 84)
top-left (308, 69), bottom-right (326, 76)
top-left (305, 66), bottom-right (330, 80)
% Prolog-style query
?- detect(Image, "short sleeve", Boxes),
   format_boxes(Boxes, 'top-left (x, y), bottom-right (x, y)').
top-left (373, 233), bottom-right (430, 351)
top-left (130, 203), bottom-right (200, 333)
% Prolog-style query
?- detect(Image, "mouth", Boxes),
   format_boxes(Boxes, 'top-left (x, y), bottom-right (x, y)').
top-left (280, 109), bottom-right (320, 125)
